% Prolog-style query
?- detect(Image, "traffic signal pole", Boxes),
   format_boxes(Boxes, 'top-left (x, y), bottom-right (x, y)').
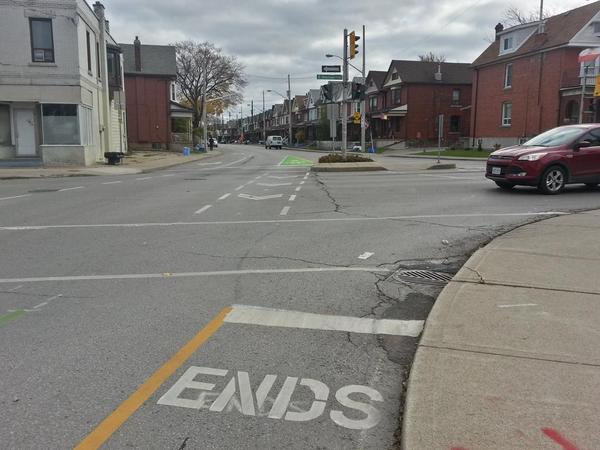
top-left (288, 74), bottom-right (293, 146)
top-left (361, 24), bottom-right (366, 153)
top-left (342, 28), bottom-right (348, 160)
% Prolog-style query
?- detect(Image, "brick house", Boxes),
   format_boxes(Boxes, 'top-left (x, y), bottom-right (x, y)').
top-left (374, 60), bottom-right (472, 146)
top-left (364, 70), bottom-right (388, 140)
top-left (120, 37), bottom-right (191, 150)
top-left (470, 1), bottom-right (600, 149)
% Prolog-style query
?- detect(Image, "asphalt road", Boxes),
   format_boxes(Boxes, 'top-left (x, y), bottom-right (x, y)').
top-left (1, 145), bottom-right (599, 450)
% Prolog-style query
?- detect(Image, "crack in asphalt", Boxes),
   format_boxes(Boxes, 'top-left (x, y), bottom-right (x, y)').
top-left (314, 175), bottom-right (347, 214)
top-left (462, 265), bottom-right (486, 283)
top-left (184, 251), bottom-right (349, 268)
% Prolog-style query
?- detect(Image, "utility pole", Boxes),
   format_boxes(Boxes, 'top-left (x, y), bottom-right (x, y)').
top-left (288, 74), bottom-right (292, 147)
top-left (360, 24), bottom-right (366, 153)
top-left (202, 71), bottom-right (208, 149)
top-left (262, 90), bottom-right (266, 143)
top-left (342, 29), bottom-right (348, 159)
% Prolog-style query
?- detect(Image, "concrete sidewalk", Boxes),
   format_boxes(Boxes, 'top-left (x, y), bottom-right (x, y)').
top-left (0, 150), bottom-right (221, 179)
top-left (403, 209), bottom-right (600, 450)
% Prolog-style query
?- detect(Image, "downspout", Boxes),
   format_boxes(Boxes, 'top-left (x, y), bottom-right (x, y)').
top-left (472, 68), bottom-right (479, 148)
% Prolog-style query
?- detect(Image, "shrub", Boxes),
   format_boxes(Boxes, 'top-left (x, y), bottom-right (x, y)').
top-left (318, 154), bottom-right (374, 163)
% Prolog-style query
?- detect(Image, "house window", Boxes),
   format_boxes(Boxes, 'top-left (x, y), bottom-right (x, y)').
top-left (392, 89), bottom-right (401, 105)
top-left (41, 104), bottom-right (80, 145)
top-left (0, 104), bottom-right (11, 145)
top-left (30, 18), bottom-right (54, 63)
top-left (369, 96), bottom-right (377, 110)
top-left (452, 89), bottom-right (460, 105)
top-left (391, 71), bottom-right (399, 80)
top-left (501, 102), bottom-right (512, 127)
top-left (171, 83), bottom-right (176, 101)
top-left (86, 31), bottom-right (92, 73)
top-left (96, 42), bottom-right (101, 78)
top-left (449, 115), bottom-right (460, 132)
top-left (79, 106), bottom-right (93, 146)
top-left (593, 22), bottom-right (600, 35)
top-left (503, 36), bottom-right (513, 51)
top-left (504, 64), bottom-right (513, 88)
top-left (107, 48), bottom-right (122, 88)
top-left (565, 100), bottom-right (579, 123)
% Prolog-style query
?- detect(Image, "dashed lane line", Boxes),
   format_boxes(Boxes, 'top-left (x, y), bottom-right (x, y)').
top-left (218, 193), bottom-right (231, 201)
top-left (0, 194), bottom-right (31, 201)
top-left (101, 181), bottom-right (122, 185)
top-left (194, 205), bottom-right (212, 215)
top-left (295, 186), bottom-right (302, 192)
top-left (58, 186), bottom-right (84, 192)
top-left (289, 195), bottom-right (296, 202)
top-left (135, 177), bottom-right (153, 181)
top-left (280, 206), bottom-right (290, 216)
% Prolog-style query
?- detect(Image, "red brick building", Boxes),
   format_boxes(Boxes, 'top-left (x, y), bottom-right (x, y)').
top-left (120, 37), bottom-right (191, 150)
top-left (365, 61), bottom-right (472, 146)
top-left (471, 1), bottom-right (600, 149)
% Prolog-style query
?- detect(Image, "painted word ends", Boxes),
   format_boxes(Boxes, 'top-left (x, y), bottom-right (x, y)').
top-left (158, 366), bottom-right (383, 430)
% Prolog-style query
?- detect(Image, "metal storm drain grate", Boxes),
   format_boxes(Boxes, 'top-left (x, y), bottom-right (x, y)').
top-left (392, 269), bottom-right (453, 285)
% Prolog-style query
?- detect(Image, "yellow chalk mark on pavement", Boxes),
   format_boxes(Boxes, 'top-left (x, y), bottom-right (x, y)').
top-left (74, 307), bottom-right (232, 450)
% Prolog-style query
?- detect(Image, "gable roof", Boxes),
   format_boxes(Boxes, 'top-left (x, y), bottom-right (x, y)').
top-left (385, 60), bottom-right (472, 85)
top-left (366, 70), bottom-right (387, 89)
top-left (120, 43), bottom-right (177, 77)
top-left (473, 1), bottom-right (600, 67)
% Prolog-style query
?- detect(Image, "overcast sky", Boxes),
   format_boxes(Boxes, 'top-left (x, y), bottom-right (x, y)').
top-left (102, 0), bottom-right (589, 117)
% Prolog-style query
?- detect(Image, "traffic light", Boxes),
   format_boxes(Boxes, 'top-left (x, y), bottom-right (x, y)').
top-left (349, 31), bottom-right (360, 59)
top-left (351, 82), bottom-right (366, 100)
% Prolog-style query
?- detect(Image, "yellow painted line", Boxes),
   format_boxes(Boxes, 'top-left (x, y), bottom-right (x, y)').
top-left (74, 306), bottom-right (232, 450)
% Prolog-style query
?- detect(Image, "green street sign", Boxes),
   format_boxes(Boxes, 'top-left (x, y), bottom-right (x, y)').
top-left (317, 74), bottom-right (343, 80)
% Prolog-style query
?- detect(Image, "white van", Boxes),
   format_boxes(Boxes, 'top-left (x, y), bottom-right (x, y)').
top-left (266, 136), bottom-right (283, 149)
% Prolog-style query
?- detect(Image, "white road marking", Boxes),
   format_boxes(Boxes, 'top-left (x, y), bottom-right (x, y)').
top-left (238, 193), bottom-right (284, 200)
top-left (194, 205), bottom-right (212, 215)
top-left (33, 293), bottom-right (62, 310)
top-left (299, 181), bottom-right (305, 185)
top-left (303, 175), bottom-right (309, 180)
top-left (289, 195), bottom-right (296, 202)
top-left (497, 303), bottom-right (539, 308)
top-left (269, 175), bottom-right (298, 179)
top-left (257, 182), bottom-right (292, 187)
top-left (218, 193), bottom-right (231, 201)
top-left (135, 176), bottom-right (153, 181)
top-left (101, 181), bottom-right (122, 185)
top-left (225, 305), bottom-right (424, 337)
top-left (305, 172), bottom-right (310, 176)
top-left (0, 212), bottom-right (569, 231)
top-left (58, 186), bottom-right (84, 192)
top-left (33, 302), bottom-right (47, 309)
top-left (295, 186), bottom-right (302, 192)
top-left (197, 162), bottom-right (222, 166)
top-left (160, 174), bottom-right (176, 177)
top-left (235, 185), bottom-right (245, 191)
top-left (0, 194), bottom-right (32, 201)
top-left (198, 155), bottom-right (249, 169)
top-left (358, 252), bottom-right (374, 260)
top-left (419, 174), bottom-right (471, 180)
top-left (0, 267), bottom-right (390, 284)
top-left (280, 206), bottom-right (290, 216)
top-left (7, 285), bottom-right (23, 292)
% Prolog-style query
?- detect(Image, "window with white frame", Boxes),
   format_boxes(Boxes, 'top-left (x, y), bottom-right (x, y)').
top-left (79, 106), bottom-right (93, 146)
top-left (30, 18), bottom-right (54, 63)
top-left (392, 89), bottom-right (401, 105)
top-left (452, 89), bottom-right (460, 105)
top-left (0, 104), bottom-right (11, 146)
top-left (504, 64), bottom-right (513, 88)
top-left (501, 102), bottom-right (512, 127)
top-left (41, 104), bottom-right (80, 145)
top-left (503, 36), bottom-right (513, 51)
top-left (369, 96), bottom-right (377, 110)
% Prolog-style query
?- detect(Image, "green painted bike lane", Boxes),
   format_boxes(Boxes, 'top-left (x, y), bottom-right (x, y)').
top-left (279, 155), bottom-right (314, 166)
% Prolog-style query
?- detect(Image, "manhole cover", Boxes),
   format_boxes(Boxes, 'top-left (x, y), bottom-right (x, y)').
top-left (28, 189), bottom-right (59, 193)
top-left (392, 269), bottom-right (453, 285)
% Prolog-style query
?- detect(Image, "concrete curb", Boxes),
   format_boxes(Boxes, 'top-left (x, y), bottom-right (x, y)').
top-left (427, 163), bottom-right (456, 170)
top-left (385, 154), bottom-right (488, 162)
top-left (139, 150), bottom-right (222, 173)
top-left (311, 162), bottom-right (387, 172)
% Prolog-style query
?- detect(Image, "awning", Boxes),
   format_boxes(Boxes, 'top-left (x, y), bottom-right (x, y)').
top-left (578, 48), bottom-right (600, 63)
top-left (386, 104), bottom-right (407, 117)
top-left (170, 101), bottom-right (194, 118)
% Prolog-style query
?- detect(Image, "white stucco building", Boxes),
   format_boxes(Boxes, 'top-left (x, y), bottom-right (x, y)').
top-left (0, 0), bottom-right (126, 166)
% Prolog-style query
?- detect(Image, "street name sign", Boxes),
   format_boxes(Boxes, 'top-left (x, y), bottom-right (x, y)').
top-left (317, 74), bottom-right (343, 80)
top-left (321, 65), bottom-right (341, 73)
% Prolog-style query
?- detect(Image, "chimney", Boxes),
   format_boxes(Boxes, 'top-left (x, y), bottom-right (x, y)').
top-left (134, 36), bottom-right (142, 72)
top-left (93, 1), bottom-right (105, 19)
top-left (495, 23), bottom-right (504, 40)
top-left (434, 64), bottom-right (442, 81)
top-left (105, 19), bottom-right (110, 33)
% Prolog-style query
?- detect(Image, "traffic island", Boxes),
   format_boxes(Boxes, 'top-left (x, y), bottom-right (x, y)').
top-left (311, 153), bottom-right (387, 172)
top-left (427, 163), bottom-right (456, 170)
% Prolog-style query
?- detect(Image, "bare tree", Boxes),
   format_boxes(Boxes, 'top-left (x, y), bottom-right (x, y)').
top-left (418, 52), bottom-right (446, 63)
top-left (503, 6), bottom-right (555, 26)
top-left (174, 41), bottom-right (246, 135)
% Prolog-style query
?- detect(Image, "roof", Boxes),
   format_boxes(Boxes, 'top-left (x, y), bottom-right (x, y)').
top-left (366, 70), bottom-right (387, 89)
top-left (386, 60), bottom-right (472, 85)
top-left (120, 43), bottom-right (177, 77)
top-left (473, 1), bottom-right (600, 67)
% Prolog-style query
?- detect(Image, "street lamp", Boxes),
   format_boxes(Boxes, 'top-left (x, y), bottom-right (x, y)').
top-left (267, 74), bottom-right (293, 146)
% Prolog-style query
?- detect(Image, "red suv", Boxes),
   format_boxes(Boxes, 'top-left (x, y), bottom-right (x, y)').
top-left (486, 124), bottom-right (600, 194)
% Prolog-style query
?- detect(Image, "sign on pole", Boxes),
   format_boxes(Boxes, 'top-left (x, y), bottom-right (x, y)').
top-left (317, 74), bottom-right (343, 80)
top-left (321, 65), bottom-right (341, 73)
top-left (595, 75), bottom-right (600, 97)
top-left (327, 103), bottom-right (338, 139)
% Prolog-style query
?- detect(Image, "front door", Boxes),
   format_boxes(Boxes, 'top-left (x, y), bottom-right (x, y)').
top-left (14, 108), bottom-right (37, 157)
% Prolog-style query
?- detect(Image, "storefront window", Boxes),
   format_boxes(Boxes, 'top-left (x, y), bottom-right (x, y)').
top-left (0, 104), bottom-right (11, 145)
top-left (41, 104), bottom-right (80, 145)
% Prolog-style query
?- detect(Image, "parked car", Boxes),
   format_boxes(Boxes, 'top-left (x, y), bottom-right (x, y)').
top-left (351, 142), bottom-right (362, 152)
top-left (266, 135), bottom-right (283, 149)
top-left (485, 124), bottom-right (600, 194)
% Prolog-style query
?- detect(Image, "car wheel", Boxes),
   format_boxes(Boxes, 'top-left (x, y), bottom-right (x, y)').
top-left (539, 166), bottom-right (566, 195)
top-left (494, 181), bottom-right (514, 190)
